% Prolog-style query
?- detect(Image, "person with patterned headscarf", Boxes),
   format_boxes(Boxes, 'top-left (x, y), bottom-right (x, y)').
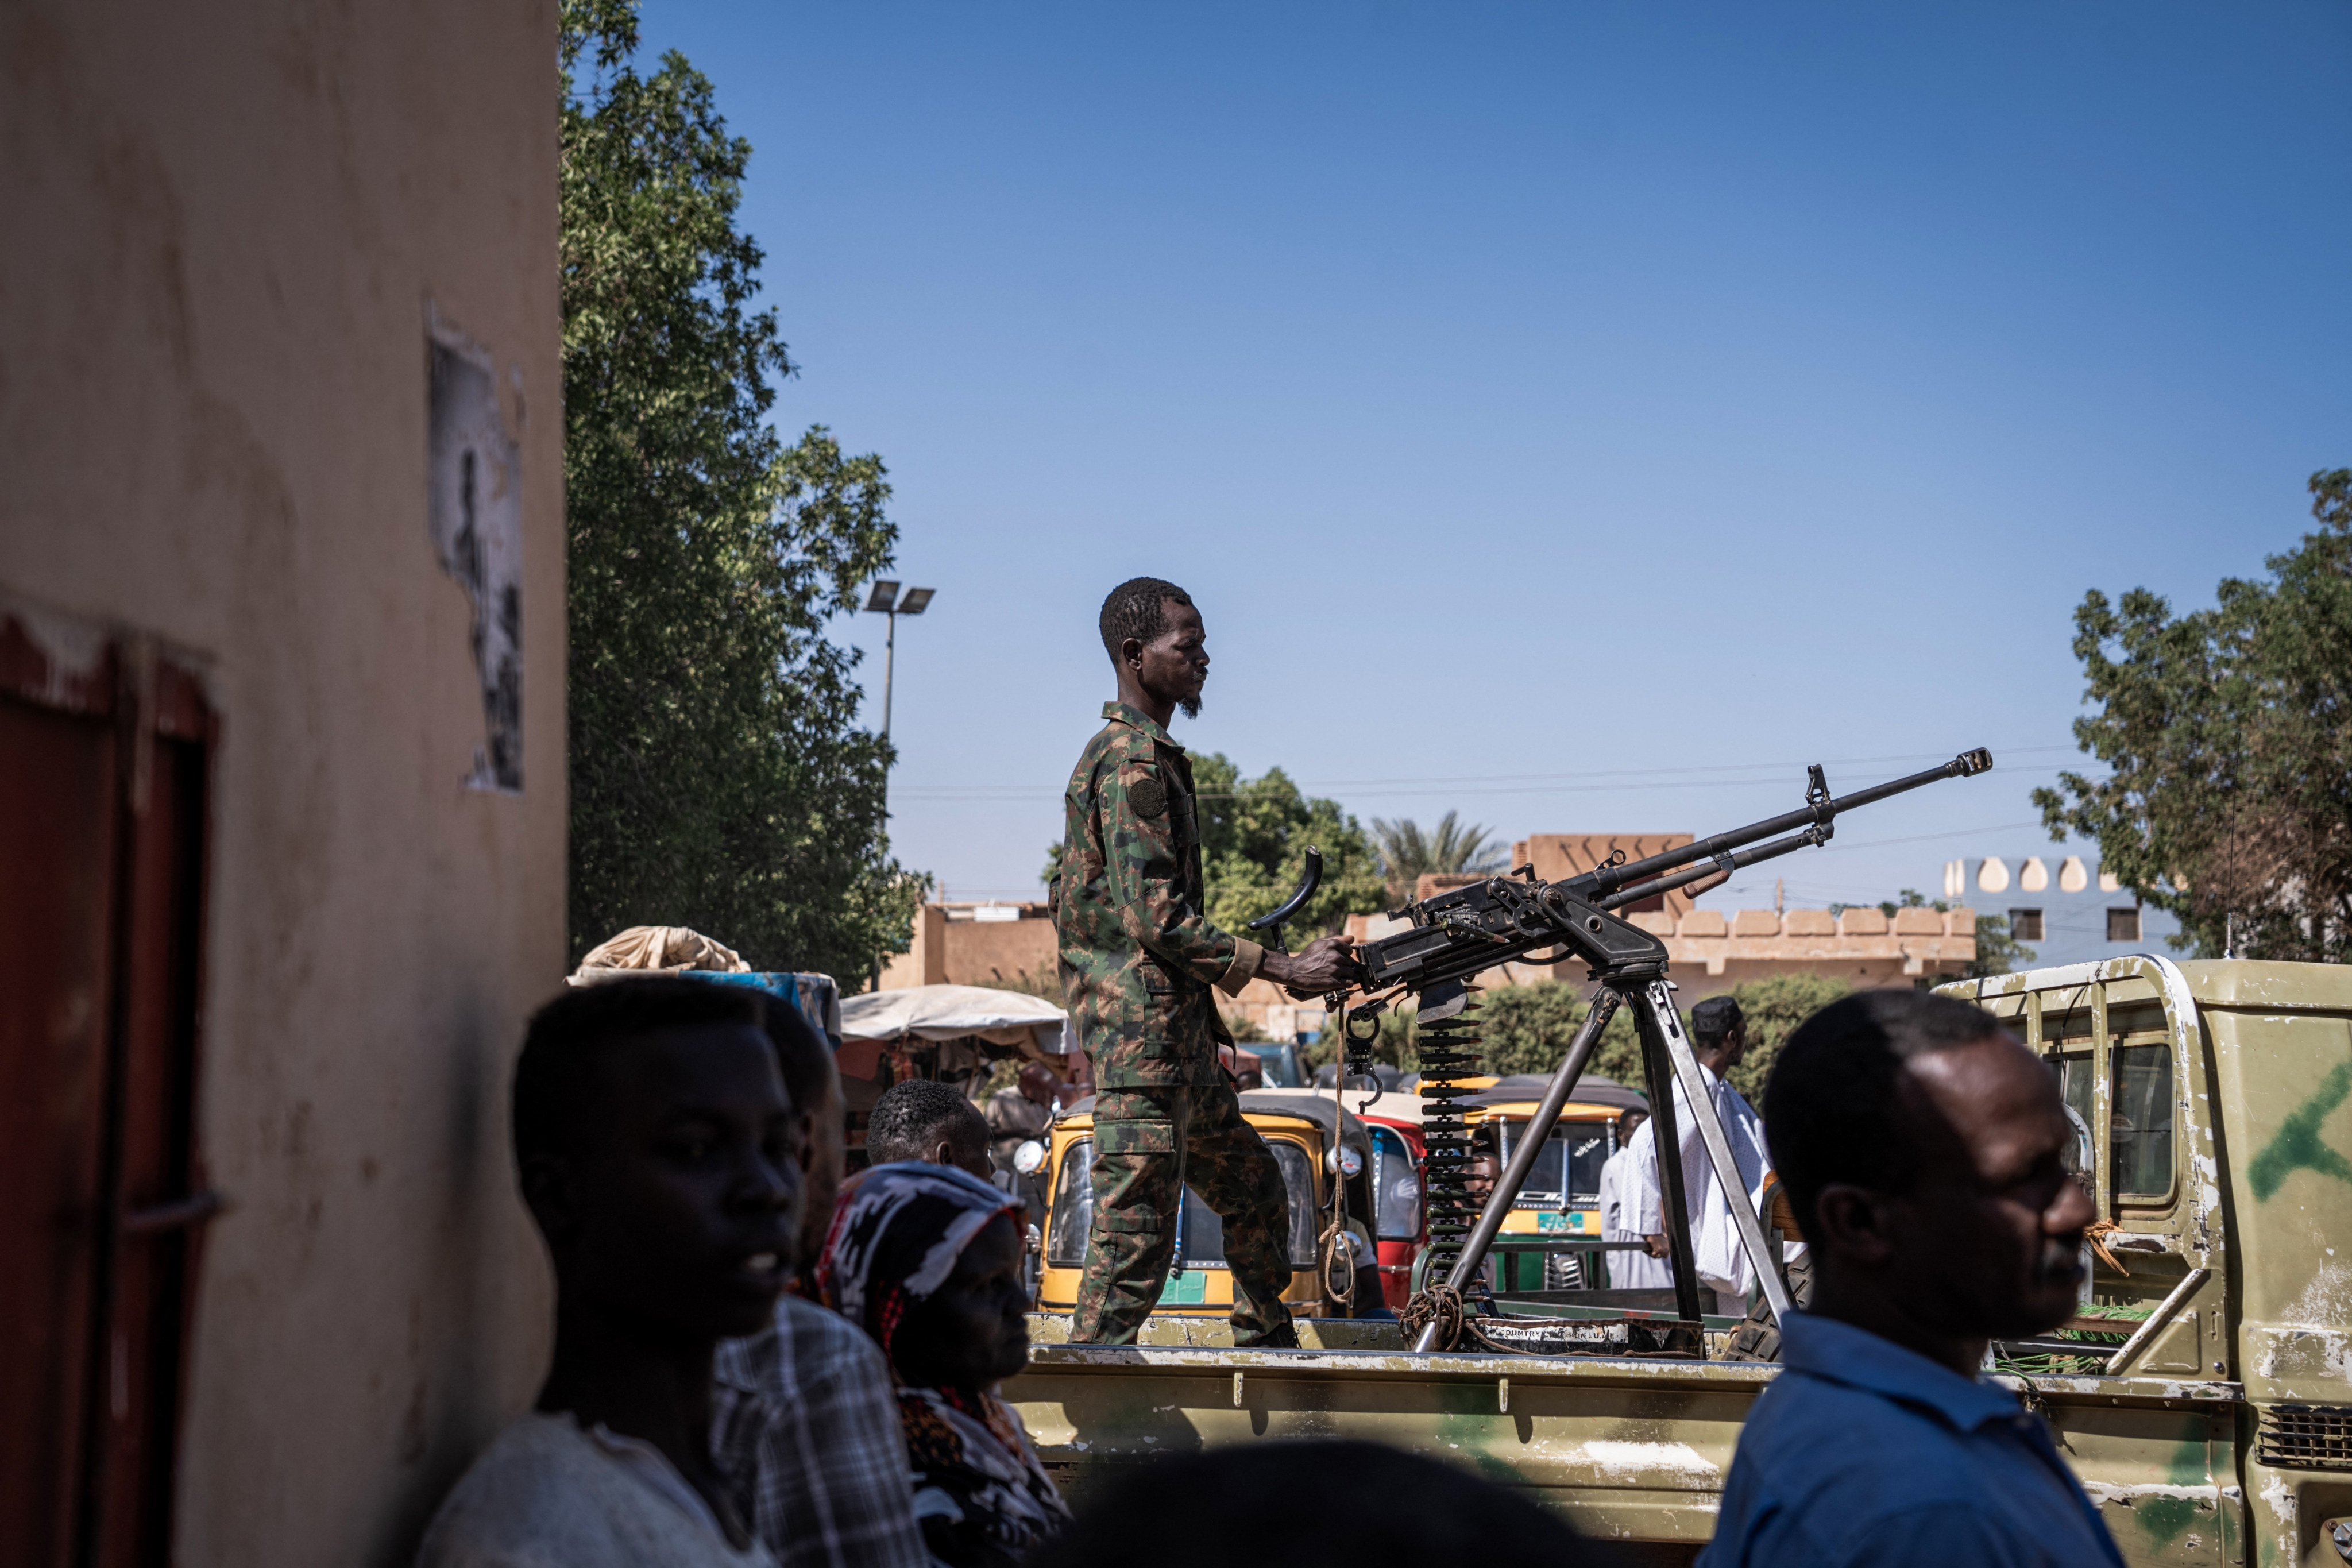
top-left (819, 1164), bottom-right (1071, 1567)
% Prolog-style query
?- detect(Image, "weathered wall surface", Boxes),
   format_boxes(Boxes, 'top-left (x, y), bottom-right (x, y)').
top-left (1, 2), bottom-right (563, 1563)
top-left (879, 903), bottom-right (1060, 992)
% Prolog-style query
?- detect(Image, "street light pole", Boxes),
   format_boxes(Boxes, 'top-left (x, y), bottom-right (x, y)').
top-left (862, 580), bottom-right (933, 995)
top-left (881, 605), bottom-right (897, 741)
top-left (863, 580), bottom-right (934, 746)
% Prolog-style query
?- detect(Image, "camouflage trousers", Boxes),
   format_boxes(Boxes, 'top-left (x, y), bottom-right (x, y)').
top-left (1071, 1083), bottom-right (1296, 1346)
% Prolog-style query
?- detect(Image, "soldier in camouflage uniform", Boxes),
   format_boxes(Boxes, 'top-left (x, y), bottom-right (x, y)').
top-left (1052, 577), bottom-right (1355, 1346)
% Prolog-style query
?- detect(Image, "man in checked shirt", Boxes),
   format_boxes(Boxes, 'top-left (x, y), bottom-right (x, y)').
top-left (714, 1001), bottom-right (927, 1568)
top-left (1051, 578), bottom-right (1354, 1347)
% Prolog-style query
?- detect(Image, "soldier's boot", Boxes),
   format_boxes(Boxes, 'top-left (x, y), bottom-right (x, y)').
top-left (1222, 1218), bottom-right (1297, 1349)
top-left (1238, 1320), bottom-right (1299, 1350)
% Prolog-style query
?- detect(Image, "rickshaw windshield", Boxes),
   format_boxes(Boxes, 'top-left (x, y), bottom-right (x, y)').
top-left (1046, 1140), bottom-right (1094, 1267)
top-left (1370, 1126), bottom-right (1420, 1241)
top-left (1497, 1121), bottom-right (1609, 1206)
top-left (1179, 1142), bottom-right (1317, 1268)
top-left (1047, 1136), bottom-right (1318, 1269)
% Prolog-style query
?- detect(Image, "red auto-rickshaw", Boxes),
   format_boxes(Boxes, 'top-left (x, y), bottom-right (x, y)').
top-left (1345, 1088), bottom-right (1427, 1312)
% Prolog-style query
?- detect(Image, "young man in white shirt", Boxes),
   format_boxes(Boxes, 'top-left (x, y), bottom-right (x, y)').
top-left (1597, 1109), bottom-right (1673, 1290)
top-left (419, 978), bottom-right (802, 1568)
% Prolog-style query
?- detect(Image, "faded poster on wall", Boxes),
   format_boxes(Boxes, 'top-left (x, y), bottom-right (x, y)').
top-left (426, 337), bottom-right (523, 793)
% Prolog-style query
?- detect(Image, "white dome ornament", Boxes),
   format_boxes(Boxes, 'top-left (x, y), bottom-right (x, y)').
top-left (2099, 866), bottom-right (2122, 894)
top-left (2059, 856), bottom-right (2088, 894)
top-left (2020, 856), bottom-right (2049, 893)
top-left (1977, 857), bottom-right (2011, 894)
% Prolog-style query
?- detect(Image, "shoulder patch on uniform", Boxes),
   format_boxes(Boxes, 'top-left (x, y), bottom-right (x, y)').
top-left (1129, 777), bottom-right (1168, 818)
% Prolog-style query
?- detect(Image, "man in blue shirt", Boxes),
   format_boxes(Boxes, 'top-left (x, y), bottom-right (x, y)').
top-left (1699, 990), bottom-right (2120, 1568)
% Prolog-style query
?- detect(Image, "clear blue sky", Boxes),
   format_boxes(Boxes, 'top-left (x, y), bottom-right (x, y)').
top-left (638, 2), bottom-right (2350, 965)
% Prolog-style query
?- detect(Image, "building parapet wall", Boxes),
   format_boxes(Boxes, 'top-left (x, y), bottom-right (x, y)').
top-left (1619, 905), bottom-right (1978, 979)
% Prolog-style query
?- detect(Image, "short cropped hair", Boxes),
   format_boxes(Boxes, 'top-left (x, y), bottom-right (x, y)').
top-left (513, 977), bottom-right (766, 1165)
top-left (1763, 990), bottom-right (2007, 1239)
top-left (866, 1078), bottom-right (988, 1165)
top-left (1098, 577), bottom-right (1195, 666)
top-left (1691, 995), bottom-right (1745, 1047)
top-left (1028, 1440), bottom-right (1587, 1568)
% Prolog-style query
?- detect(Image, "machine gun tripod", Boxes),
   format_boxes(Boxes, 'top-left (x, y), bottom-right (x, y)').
top-left (1316, 747), bottom-right (1994, 1354)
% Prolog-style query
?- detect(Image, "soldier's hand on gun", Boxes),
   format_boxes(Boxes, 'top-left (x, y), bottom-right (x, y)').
top-left (1261, 935), bottom-right (1360, 998)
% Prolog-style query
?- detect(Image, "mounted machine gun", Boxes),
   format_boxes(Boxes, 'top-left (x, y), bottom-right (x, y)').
top-left (1313, 748), bottom-right (1995, 1352)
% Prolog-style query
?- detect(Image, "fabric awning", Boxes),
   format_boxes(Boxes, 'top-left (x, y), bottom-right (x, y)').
top-left (837, 983), bottom-right (1070, 1056)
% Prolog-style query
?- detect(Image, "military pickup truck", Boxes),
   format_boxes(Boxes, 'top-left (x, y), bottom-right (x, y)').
top-left (1005, 957), bottom-right (2352, 1567)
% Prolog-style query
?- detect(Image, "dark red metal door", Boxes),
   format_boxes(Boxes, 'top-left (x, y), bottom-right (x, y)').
top-left (1, 617), bottom-right (213, 1568)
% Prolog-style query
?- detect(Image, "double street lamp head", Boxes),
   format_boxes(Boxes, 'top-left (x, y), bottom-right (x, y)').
top-left (864, 581), bottom-right (935, 616)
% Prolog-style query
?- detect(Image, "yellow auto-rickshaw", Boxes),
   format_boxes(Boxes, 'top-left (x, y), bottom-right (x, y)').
top-left (1032, 1088), bottom-right (1377, 1320)
top-left (1457, 1072), bottom-right (1648, 1293)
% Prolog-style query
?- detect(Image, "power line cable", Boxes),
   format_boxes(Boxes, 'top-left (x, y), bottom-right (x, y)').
top-left (891, 745), bottom-right (2097, 802)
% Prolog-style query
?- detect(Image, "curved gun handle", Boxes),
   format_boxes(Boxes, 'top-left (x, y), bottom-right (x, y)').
top-left (1246, 846), bottom-right (1323, 951)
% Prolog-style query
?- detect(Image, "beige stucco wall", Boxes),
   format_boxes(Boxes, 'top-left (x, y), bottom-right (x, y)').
top-left (2, 3), bottom-right (563, 1563)
top-left (878, 903), bottom-right (1060, 992)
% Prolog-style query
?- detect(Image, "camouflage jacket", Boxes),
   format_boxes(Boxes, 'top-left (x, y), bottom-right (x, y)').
top-left (1053, 702), bottom-right (1264, 1089)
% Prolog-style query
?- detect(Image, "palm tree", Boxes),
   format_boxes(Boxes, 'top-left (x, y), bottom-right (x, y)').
top-left (1370, 812), bottom-right (1505, 903)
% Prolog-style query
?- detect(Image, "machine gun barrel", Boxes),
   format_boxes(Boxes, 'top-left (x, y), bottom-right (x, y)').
top-left (1596, 824), bottom-right (1828, 912)
top-left (1352, 747), bottom-right (1994, 998)
top-left (1571, 748), bottom-right (1993, 903)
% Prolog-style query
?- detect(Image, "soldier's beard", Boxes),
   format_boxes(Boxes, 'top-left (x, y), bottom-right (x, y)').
top-left (1179, 692), bottom-right (1202, 719)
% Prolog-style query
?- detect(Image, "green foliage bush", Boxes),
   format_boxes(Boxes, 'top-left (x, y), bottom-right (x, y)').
top-left (1477, 983), bottom-right (1646, 1089)
top-left (1445, 971), bottom-right (1856, 1104)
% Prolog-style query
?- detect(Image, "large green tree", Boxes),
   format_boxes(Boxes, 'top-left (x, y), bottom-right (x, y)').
top-left (2034, 469), bottom-right (2352, 963)
top-left (562, 0), bottom-right (922, 979)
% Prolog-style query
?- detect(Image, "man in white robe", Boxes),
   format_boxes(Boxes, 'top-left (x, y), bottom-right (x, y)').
top-left (1624, 997), bottom-right (1771, 1311)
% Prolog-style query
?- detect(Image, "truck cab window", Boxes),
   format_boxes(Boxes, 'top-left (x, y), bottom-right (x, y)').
top-left (2111, 1043), bottom-right (2174, 1198)
top-left (2048, 1051), bottom-right (2094, 1152)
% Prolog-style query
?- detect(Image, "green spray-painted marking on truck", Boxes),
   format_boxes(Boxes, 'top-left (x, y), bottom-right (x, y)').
top-left (2130, 1435), bottom-right (2211, 1550)
top-left (2248, 1058), bottom-right (2352, 1201)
